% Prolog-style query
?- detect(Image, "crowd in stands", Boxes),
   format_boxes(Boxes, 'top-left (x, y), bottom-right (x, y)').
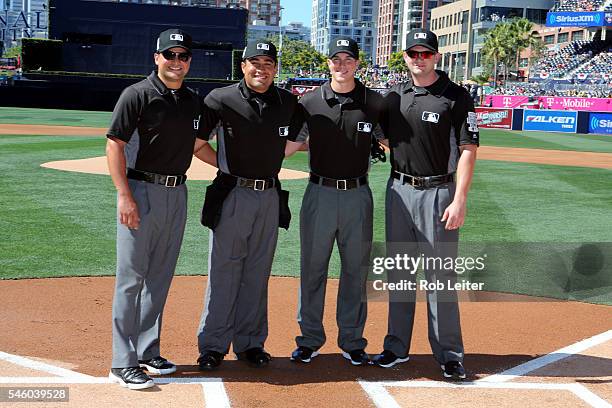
top-left (553, 0), bottom-right (606, 11)
top-left (573, 51), bottom-right (612, 83)
top-left (356, 67), bottom-right (412, 88)
top-left (530, 40), bottom-right (607, 80)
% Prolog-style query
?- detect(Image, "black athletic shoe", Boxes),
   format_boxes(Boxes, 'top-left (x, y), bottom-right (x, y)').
top-left (290, 346), bottom-right (319, 363)
top-left (138, 356), bottom-right (176, 375)
top-left (341, 349), bottom-right (371, 366)
top-left (236, 347), bottom-right (272, 368)
top-left (442, 361), bottom-right (466, 380)
top-left (372, 350), bottom-right (410, 368)
top-left (197, 351), bottom-right (224, 371)
top-left (109, 367), bottom-right (154, 390)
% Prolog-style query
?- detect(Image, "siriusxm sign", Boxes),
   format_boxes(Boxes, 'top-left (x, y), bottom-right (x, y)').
top-left (546, 12), bottom-right (610, 27)
top-left (589, 113), bottom-right (612, 135)
top-left (523, 110), bottom-right (577, 133)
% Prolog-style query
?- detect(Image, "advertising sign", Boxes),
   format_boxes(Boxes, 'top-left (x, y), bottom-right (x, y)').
top-left (485, 95), bottom-right (530, 108)
top-left (487, 96), bottom-right (612, 112)
top-left (523, 109), bottom-right (577, 133)
top-left (537, 96), bottom-right (612, 112)
top-left (546, 12), bottom-right (610, 27)
top-left (291, 85), bottom-right (317, 97)
top-left (588, 113), bottom-right (612, 135)
top-left (475, 107), bottom-right (513, 129)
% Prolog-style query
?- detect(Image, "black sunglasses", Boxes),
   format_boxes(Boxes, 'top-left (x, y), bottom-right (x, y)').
top-left (160, 50), bottom-right (191, 62)
top-left (406, 50), bottom-right (435, 60)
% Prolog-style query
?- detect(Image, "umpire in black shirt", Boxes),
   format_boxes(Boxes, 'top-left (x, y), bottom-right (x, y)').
top-left (106, 29), bottom-right (211, 389)
top-left (195, 39), bottom-right (301, 370)
top-left (285, 37), bottom-right (385, 366)
top-left (373, 29), bottom-right (478, 380)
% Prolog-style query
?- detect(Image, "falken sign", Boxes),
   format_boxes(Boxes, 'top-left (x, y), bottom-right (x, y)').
top-left (523, 110), bottom-right (577, 133)
top-left (1, 9), bottom-right (47, 43)
top-left (546, 11), bottom-right (612, 27)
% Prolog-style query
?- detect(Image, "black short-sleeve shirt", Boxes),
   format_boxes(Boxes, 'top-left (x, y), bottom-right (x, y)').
top-left (107, 71), bottom-right (204, 175)
top-left (381, 70), bottom-right (479, 177)
top-left (296, 80), bottom-right (385, 179)
top-left (198, 79), bottom-right (300, 179)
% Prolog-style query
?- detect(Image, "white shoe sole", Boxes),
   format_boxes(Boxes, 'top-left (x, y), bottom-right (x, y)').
top-left (341, 351), bottom-right (369, 366)
top-left (139, 362), bottom-right (177, 375)
top-left (290, 351), bottom-right (319, 363)
top-left (108, 371), bottom-right (155, 390)
top-left (441, 364), bottom-right (466, 379)
top-left (376, 356), bottom-right (410, 368)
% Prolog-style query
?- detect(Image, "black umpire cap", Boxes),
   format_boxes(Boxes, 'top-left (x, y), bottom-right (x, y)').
top-left (329, 36), bottom-right (359, 58)
top-left (404, 28), bottom-right (438, 52)
top-left (242, 39), bottom-right (277, 62)
top-left (156, 28), bottom-right (193, 53)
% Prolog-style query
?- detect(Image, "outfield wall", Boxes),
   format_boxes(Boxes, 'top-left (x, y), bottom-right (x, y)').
top-left (0, 74), bottom-right (234, 111)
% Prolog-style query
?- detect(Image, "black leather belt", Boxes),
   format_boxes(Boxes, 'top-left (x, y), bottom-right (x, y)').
top-left (392, 170), bottom-right (454, 188)
top-left (310, 173), bottom-right (368, 190)
top-left (127, 168), bottom-right (187, 187)
top-left (218, 172), bottom-right (275, 191)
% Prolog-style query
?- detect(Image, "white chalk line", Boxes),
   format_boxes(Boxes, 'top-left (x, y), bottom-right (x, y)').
top-left (0, 350), bottom-right (230, 407)
top-left (359, 329), bottom-right (612, 408)
top-left (359, 380), bottom-right (612, 408)
top-left (0, 351), bottom-right (93, 379)
top-left (478, 330), bottom-right (612, 383)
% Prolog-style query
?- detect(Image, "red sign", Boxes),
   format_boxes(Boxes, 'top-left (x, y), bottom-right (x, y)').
top-left (475, 107), bottom-right (513, 129)
top-left (291, 85), bottom-right (317, 96)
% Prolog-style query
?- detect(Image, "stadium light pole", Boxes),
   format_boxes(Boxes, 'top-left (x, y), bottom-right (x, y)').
top-left (277, 6), bottom-right (284, 84)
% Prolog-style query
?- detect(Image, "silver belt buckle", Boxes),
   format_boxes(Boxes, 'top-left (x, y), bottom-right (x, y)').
top-left (336, 179), bottom-right (347, 190)
top-left (165, 175), bottom-right (178, 187)
top-left (254, 179), bottom-right (266, 191)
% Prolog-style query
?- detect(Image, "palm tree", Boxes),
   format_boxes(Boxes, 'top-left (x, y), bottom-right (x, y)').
top-left (509, 18), bottom-right (544, 79)
top-left (482, 24), bottom-right (511, 88)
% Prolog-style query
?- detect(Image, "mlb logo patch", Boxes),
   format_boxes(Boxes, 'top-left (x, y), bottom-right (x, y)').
top-left (193, 116), bottom-right (200, 130)
top-left (337, 39), bottom-right (350, 46)
top-left (357, 122), bottom-right (372, 132)
top-left (422, 112), bottom-right (439, 123)
top-left (170, 34), bottom-right (184, 41)
top-left (279, 126), bottom-right (289, 137)
top-left (257, 43), bottom-right (270, 50)
top-left (415, 33), bottom-right (427, 39)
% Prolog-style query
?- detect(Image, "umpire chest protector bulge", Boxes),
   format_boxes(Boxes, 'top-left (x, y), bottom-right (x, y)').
top-left (298, 80), bottom-right (384, 179)
top-left (200, 80), bottom-right (298, 179)
top-left (382, 70), bottom-right (479, 177)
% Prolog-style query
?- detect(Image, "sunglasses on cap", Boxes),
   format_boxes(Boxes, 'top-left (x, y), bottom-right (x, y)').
top-left (160, 50), bottom-right (191, 62)
top-left (406, 50), bottom-right (435, 60)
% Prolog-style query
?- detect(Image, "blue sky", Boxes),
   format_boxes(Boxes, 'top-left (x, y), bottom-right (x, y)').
top-left (280, 0), bottom-right (312, 26)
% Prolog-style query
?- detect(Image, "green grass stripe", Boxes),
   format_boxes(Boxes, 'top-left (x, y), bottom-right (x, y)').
top-left (0, 134), bottom-right (610, 304)
top-left (481, 128), bottom-right (612, 153)
top-left (0, 107), bottom-right (111, 128)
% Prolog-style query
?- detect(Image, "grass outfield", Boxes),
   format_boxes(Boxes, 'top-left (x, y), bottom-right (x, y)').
top-left (1, 108), bottom-right (611, 304)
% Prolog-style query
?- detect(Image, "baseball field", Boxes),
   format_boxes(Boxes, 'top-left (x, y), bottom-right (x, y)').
top-left (0, 107), bottom-right (611, 407)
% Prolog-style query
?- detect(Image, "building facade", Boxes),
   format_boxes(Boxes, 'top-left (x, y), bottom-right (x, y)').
top-left (429, 0), bottom-right (553, 80)
top-left (1, 0), bottom-right (48, 47)
top-left (248, 21), bottom-right (311, 42)
top-left (214, 0), bottom-right (280, 25)
top-left (375, 0), bottom-right (452, 66)
top-left (430, 0), bottom-right (471, 81)
top-left (311, 0), bottom-right (378, 60)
